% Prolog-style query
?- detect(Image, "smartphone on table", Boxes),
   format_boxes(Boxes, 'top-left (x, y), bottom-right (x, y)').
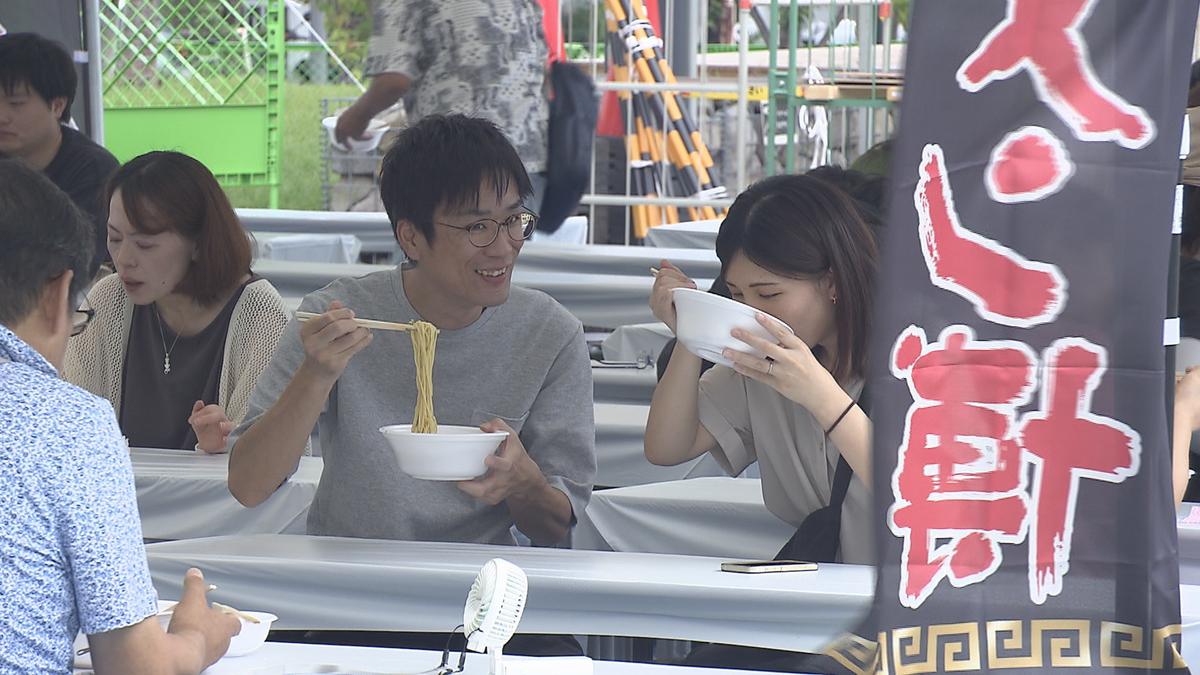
top-left (720, 560), bottom-right (818, 573)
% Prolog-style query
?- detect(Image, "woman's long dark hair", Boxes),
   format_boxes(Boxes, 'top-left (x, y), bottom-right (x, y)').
top-left (715, 174), bottom-right (878, 382)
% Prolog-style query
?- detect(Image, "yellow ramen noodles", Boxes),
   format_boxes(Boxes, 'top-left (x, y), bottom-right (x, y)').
top-left (410, 321), bottom-right (440, 433)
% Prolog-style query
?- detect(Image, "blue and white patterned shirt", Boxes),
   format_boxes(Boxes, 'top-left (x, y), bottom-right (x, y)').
top-left (0, 325), bottom-right (157, 674)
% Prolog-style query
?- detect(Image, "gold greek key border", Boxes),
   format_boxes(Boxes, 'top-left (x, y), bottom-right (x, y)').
top-left (822, 620), bottom-right (1184, 674)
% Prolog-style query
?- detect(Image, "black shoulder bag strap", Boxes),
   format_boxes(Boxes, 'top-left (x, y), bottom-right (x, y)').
top-left (774, 381), bottom-right (869, 563)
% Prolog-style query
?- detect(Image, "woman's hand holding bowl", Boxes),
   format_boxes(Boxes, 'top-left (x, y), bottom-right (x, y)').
top-left (648, 260), bottom-right (697, 334)
top-left (724, 313), bottom-right (839, 413)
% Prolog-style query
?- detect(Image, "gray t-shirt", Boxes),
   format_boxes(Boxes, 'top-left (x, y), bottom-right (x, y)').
top-left (698, 366), bottom-right (873, 565)
top-left (232, 267), bottom-right (595, 544)
top-left (364, 0), bottom-right (550, 173)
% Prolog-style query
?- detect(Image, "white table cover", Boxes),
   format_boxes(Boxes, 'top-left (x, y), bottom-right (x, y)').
top-left (73, 598), bottom-right (1200, 673)
top-left (145, 535), bottom-right (875, 651)
top-left (593, 404), bottom-right (725, 488)
top-left (516, 243), bottom-right (720, 281)
top-left (528, 215), bottom-right (589, 244)
top-left (238, 209), bottom-right (721, 279)
top-left (645, 219), bottom-right (722, 250)
top-left (132, 447), bottom-right (322, 541)
top-left (238, 208), bottom-right (399, 256)
top-left (511, 270), bottom-right (680, 329)
top-left (78, 642), bottom-right (772, 675)
top-left (574, 477), bottom-right (793, 559)
top-left (132, 400), bottom-right (699, 544)
top-left (255, 232), bottom-right (364, 264)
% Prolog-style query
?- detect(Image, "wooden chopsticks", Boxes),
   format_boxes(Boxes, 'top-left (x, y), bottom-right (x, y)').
top-left (211, 602), bottom-right (261, 624)
top-left (295, 311), bottom-right (414, 332)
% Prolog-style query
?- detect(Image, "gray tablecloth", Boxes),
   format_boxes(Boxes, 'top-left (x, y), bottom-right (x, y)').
top-left (132, 447), bottom-right (322, 541)
top-left (593, 404), bottom-right (725, 488)
top-left (574, 477), bottom-right (793, 559)
top-left (644, 219), bottom-right (722, 249)
top-left (591, 365), bottom-right (658, 404)
top-left (80, 642), bottom-right (768, 675)
top-left (145, 534), bottom-right (876, 651)
top-left (517, 243), bottom-right (719, 281)
top-left (601, 323), bottom-right (674, 363)
top-left (237, 208), bottom-right (399, 255)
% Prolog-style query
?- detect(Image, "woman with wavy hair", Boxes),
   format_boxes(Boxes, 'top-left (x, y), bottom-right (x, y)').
top-left (66, 151), bottom-right (290, 453)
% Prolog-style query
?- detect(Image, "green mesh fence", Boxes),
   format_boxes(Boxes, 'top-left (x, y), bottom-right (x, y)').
top-left (100, 0), bottom-right (284, 206)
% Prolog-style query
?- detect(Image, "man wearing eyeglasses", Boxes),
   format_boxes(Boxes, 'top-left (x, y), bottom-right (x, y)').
top-left (229, 115), bottom-right (594, 564)
top-left (0, 160), bottom-right (239, 673)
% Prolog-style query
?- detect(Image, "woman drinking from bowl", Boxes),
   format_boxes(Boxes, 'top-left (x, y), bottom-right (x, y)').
top-left (645, 173), bottom-right (877, 564)
top-left (65, 151), bottom-right (291, 453)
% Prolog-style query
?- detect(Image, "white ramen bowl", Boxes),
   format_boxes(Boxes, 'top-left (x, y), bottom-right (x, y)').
top-left (322, 114), bottom-right (389, 153)
top-left (672, 287), bottom-right (794, 367)
top-left (224, 611), bottom-right (277, 657)
top-left (154, 599), bottom-right (176, 631)
top-left (154, 602), bottom-right (275, 656)
top-left (380, 425), bottom-right (510, 481)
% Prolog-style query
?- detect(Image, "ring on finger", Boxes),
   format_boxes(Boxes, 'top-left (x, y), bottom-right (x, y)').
top-left (766, 360), bottom-right (774, 376)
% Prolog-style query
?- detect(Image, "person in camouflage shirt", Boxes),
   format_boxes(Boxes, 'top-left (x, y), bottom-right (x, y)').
top-left (335, 0), bottom-right (549, 182)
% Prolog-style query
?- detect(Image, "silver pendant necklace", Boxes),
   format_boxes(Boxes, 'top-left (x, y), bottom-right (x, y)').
top-left (153, 303), bottom-right (189, 375)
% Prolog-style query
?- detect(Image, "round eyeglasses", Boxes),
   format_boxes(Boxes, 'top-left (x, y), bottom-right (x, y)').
top-left (434, 211), bottom-right (538, 248)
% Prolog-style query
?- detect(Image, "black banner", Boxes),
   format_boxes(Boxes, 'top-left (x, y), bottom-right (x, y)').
top-left (830, 2), bottom-right (1200, 673)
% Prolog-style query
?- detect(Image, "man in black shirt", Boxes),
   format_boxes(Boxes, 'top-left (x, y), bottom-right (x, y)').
top-left (0, 32), bottom-right (119, 275)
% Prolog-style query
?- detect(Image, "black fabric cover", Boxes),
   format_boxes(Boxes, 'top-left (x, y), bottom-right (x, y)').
top-left (538, 61), bottom-right (599, 233)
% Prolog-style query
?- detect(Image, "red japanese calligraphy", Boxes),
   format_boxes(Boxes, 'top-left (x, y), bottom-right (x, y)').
top-left (957, 0), bottom-right (1155, 149)
top-left (985, 126), bottom-right (1074, 203)
top-left (890, 328), bottom-right (1140, 608)
top-left (916, 144), bottom-right (1067, 327)
top-left (1016, 338), bottom-right (1140, 603)
top-left (889, 325), bottom-right (1036, 609)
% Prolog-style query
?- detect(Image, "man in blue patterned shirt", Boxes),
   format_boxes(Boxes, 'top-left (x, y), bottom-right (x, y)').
top-left (0, 160), bottom-right (238, 674)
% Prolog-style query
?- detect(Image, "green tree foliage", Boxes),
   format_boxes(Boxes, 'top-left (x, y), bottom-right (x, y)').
top-left (893, 0), bottom-right (910, 28)
top-left (313, 0), bottom-right (371, 77)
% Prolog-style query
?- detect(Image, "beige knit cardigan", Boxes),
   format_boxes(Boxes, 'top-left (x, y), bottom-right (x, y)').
top-left (64, 274), bottom-right (291, 438)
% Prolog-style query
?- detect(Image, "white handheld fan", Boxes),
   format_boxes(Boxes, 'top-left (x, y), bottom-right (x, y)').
top-left (463, 558), bottom-right (529, 675)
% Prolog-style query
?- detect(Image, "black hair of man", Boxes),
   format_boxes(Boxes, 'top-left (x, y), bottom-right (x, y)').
top-left (0, 33), bottom-right (77, 123)
top-left (0, 160), bottom-right (93, 326)
top-left (378, 113), bottom-right (532, 244)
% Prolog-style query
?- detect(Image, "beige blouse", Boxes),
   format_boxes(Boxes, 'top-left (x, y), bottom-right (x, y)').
top-left (698, 365), bottom-right (874, 564)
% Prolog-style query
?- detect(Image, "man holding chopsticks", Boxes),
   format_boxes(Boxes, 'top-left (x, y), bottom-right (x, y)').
top-left (228, 114), bottom-right (594, 655)
top-left (230, 116), bottom-right (593, 536)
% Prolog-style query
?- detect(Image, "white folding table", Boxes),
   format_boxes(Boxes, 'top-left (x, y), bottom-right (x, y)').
top-left (132, 447), bottom-right (322, 541)
top-left (574, 477), bottom-right (792, 559)
top-left (145, 534), bottom-right (876, 652)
